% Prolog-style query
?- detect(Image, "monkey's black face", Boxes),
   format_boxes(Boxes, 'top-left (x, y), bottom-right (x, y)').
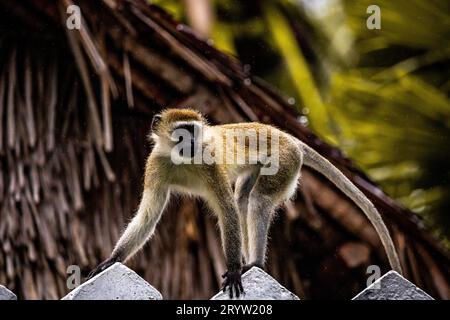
top-left (171, 122), bottom-right (203, 159)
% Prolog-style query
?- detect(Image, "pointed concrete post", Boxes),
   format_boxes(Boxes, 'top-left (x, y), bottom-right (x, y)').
top-left (353, 271), bottom-right (433, 300)
top-left (211, 267), bottom-right (299, 300)
top-left (0, 285), bottom-right (17, 300)
top-left (62, 262), bottom-right (162, 300)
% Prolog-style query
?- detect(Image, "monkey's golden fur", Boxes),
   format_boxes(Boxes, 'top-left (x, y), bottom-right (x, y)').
top-left (88, 108), bottom-right (402, 297)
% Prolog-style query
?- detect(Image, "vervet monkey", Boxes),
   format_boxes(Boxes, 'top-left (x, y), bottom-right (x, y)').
top-left (87, 108), bottom-right (402, 298)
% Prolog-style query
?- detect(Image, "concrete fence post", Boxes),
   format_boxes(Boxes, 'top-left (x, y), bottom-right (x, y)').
top-left (3, 266), bottom-right (436, 300)
top-left (353, 270), bottom-right (434, 300)
top-left (62, 262), bottom-right (163, 300)
top-left (210, 267), bottom-right (300, 300)
top-left (0, 285), bottom-right (17, 300)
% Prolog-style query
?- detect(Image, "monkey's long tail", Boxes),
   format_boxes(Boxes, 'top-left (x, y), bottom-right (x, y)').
top-left (300, 142), bottom-right (403, 275)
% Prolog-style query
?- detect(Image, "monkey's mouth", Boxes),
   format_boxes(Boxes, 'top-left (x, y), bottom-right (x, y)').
top-left (177, 138), bottom-right (201, 159)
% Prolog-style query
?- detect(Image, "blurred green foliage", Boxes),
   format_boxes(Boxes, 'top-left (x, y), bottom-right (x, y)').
top-left (150, 0), bottom-right (450, 246)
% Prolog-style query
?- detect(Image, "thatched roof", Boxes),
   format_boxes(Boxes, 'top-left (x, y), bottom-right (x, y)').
top-left (0, 0), bottom-right (448, 299)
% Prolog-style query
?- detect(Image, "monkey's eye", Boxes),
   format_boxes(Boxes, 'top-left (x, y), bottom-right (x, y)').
top-left (173, 123), bottom-right (197, 138)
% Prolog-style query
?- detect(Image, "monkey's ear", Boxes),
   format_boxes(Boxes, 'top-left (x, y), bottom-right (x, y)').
top-left (151, 114), bottom-right (161, 132)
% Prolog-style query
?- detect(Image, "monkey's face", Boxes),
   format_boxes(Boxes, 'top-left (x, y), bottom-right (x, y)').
top-left (150, 110), bottom-right (205, 161)
top-left (169, 121), bottom-right (203, 160)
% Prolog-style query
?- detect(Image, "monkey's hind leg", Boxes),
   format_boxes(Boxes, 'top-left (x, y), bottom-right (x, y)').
top-left (234, 171), bottom-right (258, 264)
top-left (246, 158), bottom-right (301, 271)
top-left (246, 189), bottom-right (275, 271)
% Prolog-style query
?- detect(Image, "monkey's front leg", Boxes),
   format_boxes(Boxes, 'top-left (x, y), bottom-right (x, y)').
top-left (218, 204), bottom-right (244, 298)
top-left (87, 160), bottom-right (169, 280)
top-left (205, 171), bottom-right (244, 298)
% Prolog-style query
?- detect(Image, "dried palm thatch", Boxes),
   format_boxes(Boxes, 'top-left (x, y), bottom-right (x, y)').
top-left (0, 0), bottom-right (448, 299)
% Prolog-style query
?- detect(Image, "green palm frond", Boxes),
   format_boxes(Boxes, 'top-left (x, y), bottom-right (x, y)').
top-left (329, 0), bottom-right (450, 243)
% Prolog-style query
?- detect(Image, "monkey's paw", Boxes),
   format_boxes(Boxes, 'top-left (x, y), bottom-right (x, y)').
top-left (86, 257), bottom-right (118, 280)
top-left (221, 270), bottom-right (244, 299)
